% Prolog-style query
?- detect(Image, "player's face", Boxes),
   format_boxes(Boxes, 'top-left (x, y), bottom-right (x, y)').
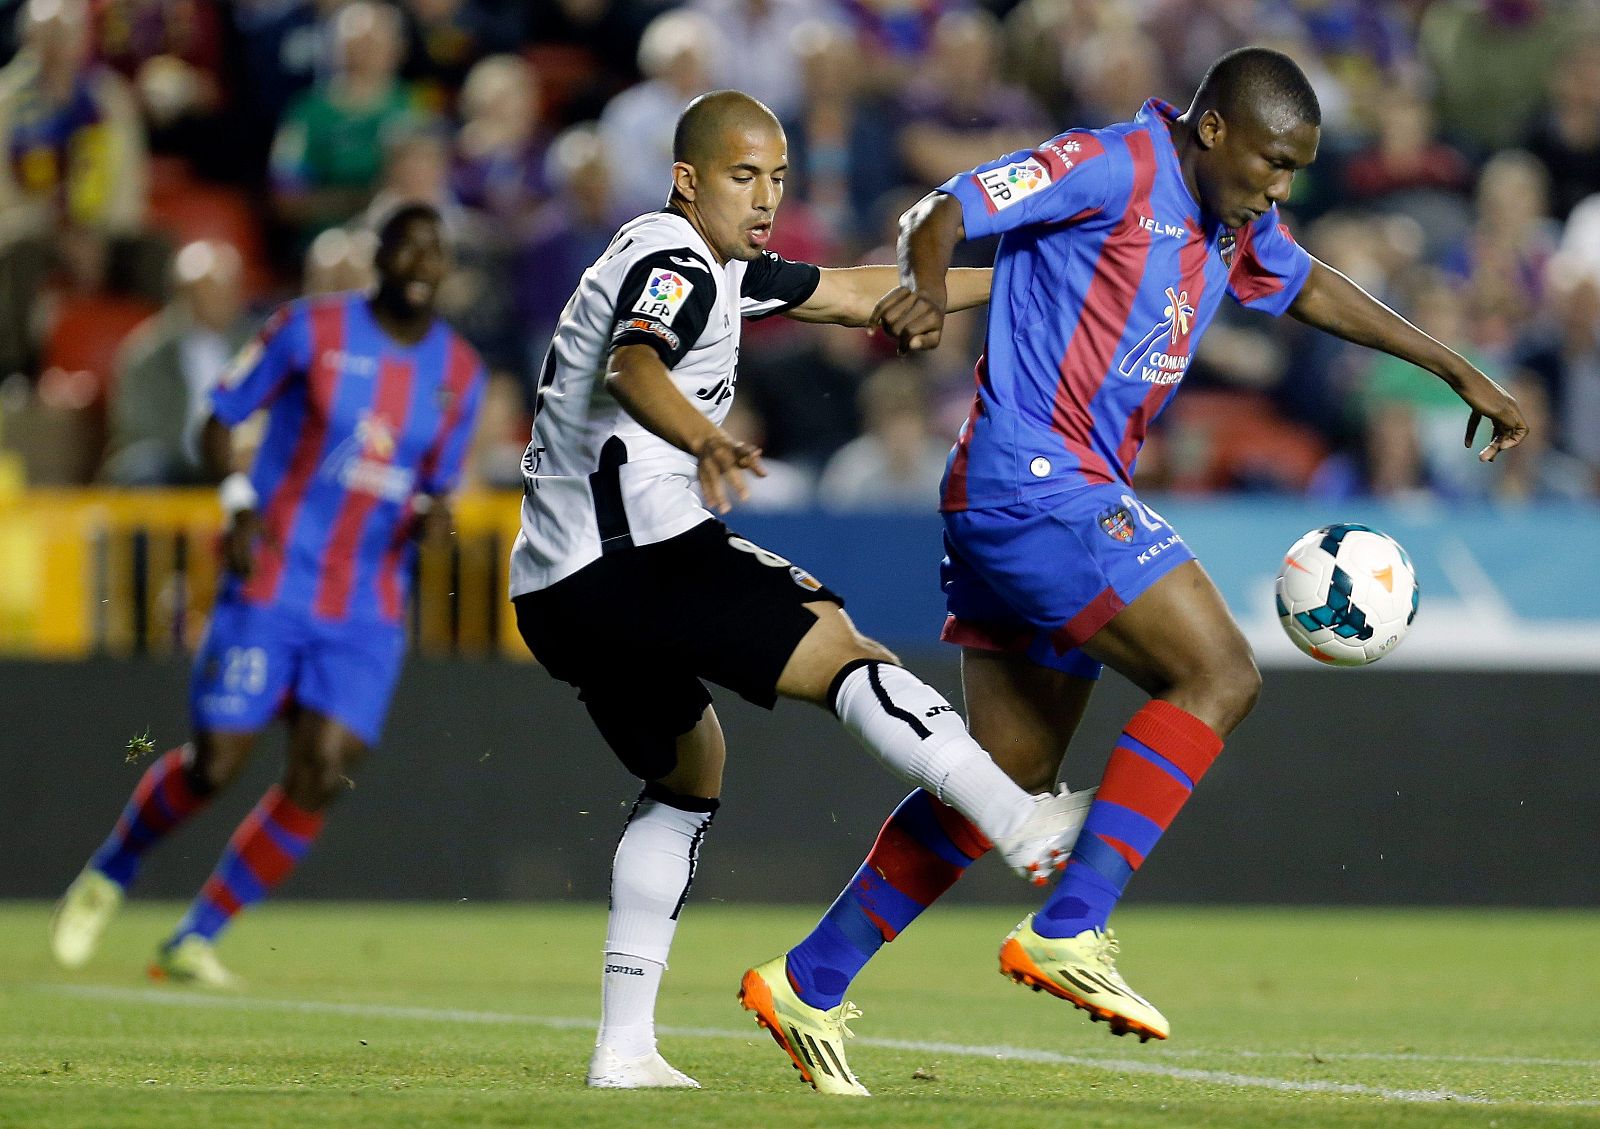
top-left (378, 216), bottom-right (448, 314)
top-left (1197, 110), bottom-right (1319, 229)
top-left (680, 125), bottom-right (788, 262)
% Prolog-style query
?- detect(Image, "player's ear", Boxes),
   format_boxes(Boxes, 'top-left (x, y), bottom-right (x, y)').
top-left (1196, 109), bottom-right (1224, 151)
top-left (671, 161), bottom-right (698, 203)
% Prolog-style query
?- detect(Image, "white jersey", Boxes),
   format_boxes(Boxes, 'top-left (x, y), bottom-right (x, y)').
top-left (509, 210), bottom-right (820, 594)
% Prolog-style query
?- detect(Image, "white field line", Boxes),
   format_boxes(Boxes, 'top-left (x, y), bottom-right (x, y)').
top-left (40, 984), bottom-right (1599, 1108)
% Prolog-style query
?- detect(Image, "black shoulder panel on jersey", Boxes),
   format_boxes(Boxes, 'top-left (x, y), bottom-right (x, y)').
top-left (608, 248), bottom-right (718, 367)
top-left (740, 249), bottom-right (821, 319)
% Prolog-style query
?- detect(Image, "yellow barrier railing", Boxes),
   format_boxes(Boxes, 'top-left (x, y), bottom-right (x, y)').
top-left (0, 488), bottom-right (531, 659)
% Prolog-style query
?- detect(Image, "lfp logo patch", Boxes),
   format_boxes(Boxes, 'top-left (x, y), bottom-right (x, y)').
top-left (1098, 506), bottom-right (1135, 544)
top-left (977, 158), bottom-right (1051, 212)
top-left (633, 270), bottom-right (693, 324)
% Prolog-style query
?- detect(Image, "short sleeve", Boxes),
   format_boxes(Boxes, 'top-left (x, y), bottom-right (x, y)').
top-left (939, 130), bottom-right (1120, 240)
top-left (211, 304), bottom-right (308, 425)
top-left (739, 250), bottom-right (821, 320)
top-left (609, 248), bottom-right (718, 367)
top-left (1226, 207), bottom-right (1313, 315)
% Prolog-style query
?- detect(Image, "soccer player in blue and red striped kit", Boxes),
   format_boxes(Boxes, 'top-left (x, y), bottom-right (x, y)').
top-left (50, 204), bottom-right (486, 985)
top-left (743, 47), bottom-right (1528, 1091)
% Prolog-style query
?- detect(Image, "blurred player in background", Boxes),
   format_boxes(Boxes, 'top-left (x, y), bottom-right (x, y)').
top-left (49, 204), bottom-right (486, 987)
top-left (510, 90), bottom-right (1091, 1093)
top-left (750, 46), bottom-right (1529, 1092)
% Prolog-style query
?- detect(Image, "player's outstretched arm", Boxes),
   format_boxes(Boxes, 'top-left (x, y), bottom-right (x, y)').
top-left (785, 265), bottom-right (990, 328)
top-left (876, 191), bottom-right (967, 353)
top-left (1289, 258), bottom-right (1528, 462)
top-left (606, 344), bottom-right (765, 514)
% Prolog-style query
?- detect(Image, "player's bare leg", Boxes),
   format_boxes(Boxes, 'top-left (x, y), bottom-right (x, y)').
top-left (50, 729), bottom-right (258, 970)
top-left (1000, 561), bottom-right (1259, 1041)
top-left (153, 714), bottom-right (361, 988)
top-left (962, 648), bottom-right (1096, 791)
top-left (589, 708), bottom-right (721, 1090)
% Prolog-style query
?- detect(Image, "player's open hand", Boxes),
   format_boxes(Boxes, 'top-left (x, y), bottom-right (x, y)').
top-left (222, 509), bottom-right (266, 578)
top-left (693, 432), bottom-right (766, 514)
top-left (871, 285), bottom-right (947, 354)
top-left (1458, 371), bottom-right (1529, 462)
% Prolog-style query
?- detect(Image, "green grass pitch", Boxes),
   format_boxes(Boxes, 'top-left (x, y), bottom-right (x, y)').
top-left (2, 902), bottom-right (1596, 1128)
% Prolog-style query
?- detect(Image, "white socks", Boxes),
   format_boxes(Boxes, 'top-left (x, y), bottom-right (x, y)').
top-left (831, 661), bottom-right (1034, 845)
top-left (597, 791), bottom-right (716, 1058)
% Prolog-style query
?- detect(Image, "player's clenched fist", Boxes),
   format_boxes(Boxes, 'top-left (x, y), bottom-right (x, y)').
top-left (872, 285), bottom-right (947, 353)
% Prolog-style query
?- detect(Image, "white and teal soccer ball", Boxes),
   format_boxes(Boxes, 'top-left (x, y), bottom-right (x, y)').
top-left (1275, 523), bottom-right (1418, 667)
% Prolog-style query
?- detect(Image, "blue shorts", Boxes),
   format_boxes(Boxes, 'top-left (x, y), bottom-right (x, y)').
top-left (189, 597), bottom-right (406, 746)
top-left (940, 483), bottom-right (1196, 679)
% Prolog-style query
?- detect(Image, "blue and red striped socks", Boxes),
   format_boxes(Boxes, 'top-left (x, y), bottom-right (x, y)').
top-left (1035, 700), bottom-right (1222, 939)
top-left (786, 789), bottom-right (990, 1010)
top-left (90, 746), bottom-right (210, 888)
top-left (169, 786), bottom-right (325, 944)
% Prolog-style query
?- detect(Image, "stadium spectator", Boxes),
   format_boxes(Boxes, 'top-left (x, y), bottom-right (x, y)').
top-left (397, 0), bottom-right (524, 115)
top-left (302, 223), bottom-right (376, 295)
top-left (516, 123), bottom-right (626, 397)
top-left (463, 369), bottom-right (530, 489)
top-left (450, 54), bottom-right (551, 233)
top-left (1519, 37), bottom-right (1600, 222)
top-left (1491, 372), bottom-right (1594, 501)
top-left (1065, 24), bottom-right (1165, 129)
top-left (0, 0), bottom-right (148, 378)
top-left (738, 316), bottom-right (869, 471)
top-left (1514, 257), bottom-right (1600, 488)
top-left (525, 0), bottom-right (664, 124)
top-left (720, 397), bottom-right (813, 510)
top-left (689, 0), bottom-right (818, 122)
top-left (597, 8), bottom-right (721, 220)
top-left (270, 0), bottom-right (423, 244)
top-left (817, 359), bottom-right (950, 510)
top-left (226, 0), bottom-right (329, 182)
top-left (49, 204), bottom-right (487, 988)
top-left (896, 10), bottom-right (1048, 188)
top-left (1342, 86), bottom-right (1474, 204)
top-left (1442, 150), bottom-right (1558, 352)
top-left (1418, 0), bottom-right (1574, 154)
top-left (102, 239), bottom-right (252, 486)
top-left (1362, 270), bottom-right (1510, 499)
top-left (90, 0), bottom-right (227, 168)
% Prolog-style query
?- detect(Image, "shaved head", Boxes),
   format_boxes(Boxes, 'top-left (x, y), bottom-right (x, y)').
top-left (673, 89), bottom-right (783, 169)
top-left (1191, 46), bottom-right (1320, 134)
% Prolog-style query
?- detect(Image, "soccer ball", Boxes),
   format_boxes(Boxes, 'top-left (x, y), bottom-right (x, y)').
top-left (1275, 523), bottom-right (1419, 667)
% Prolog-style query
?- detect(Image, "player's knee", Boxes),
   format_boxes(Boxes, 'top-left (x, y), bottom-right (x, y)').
top-left (289, 741), bottom-right (363, 808)
top-left (190, 735), bottom-right (246, 794)
top-left (1198, 652), bottom-right (1261, 735)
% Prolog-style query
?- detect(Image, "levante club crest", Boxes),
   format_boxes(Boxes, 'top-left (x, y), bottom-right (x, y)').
top-left (1098, 506), bottom-right (1135, 543)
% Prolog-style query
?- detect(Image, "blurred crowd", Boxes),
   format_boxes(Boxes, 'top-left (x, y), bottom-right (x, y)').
top-left (1, 0), bottom-right (1598, 507)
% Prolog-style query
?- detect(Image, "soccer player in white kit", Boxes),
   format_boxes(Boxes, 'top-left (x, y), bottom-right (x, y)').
top-left (509, 90), bottom-right (1096, 1091)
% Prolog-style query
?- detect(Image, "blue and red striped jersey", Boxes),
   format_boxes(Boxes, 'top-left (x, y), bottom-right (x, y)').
top-left (937, 98), bottom-right (1312, 511)
top-left (211, 293), bottom-right (486, 625)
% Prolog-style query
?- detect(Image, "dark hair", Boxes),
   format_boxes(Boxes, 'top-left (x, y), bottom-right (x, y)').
top-left (1195, 46), bottom-right (1321, 132)
top-left (374, 202), bottom-right (442, 258)
top-left (672, 89), bottom-right (779, 167)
